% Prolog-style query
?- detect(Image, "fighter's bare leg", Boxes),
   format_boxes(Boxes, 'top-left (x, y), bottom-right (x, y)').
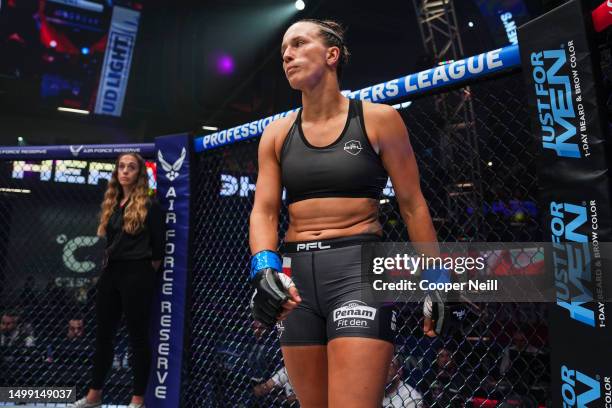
top-left (327, 337), bottom-right (393, 408)
top-left (282, 345), bottom-right (328, 408)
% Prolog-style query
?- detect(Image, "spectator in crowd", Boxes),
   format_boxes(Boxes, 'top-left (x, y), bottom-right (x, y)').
top-left (383, 355), bottom-right (423, 408)
top-left (500, 329), bottom-right (541, 376)
top-left (499, 328), bottom-right (548, 397)
top-left (66, 317), bottom-right (85, 340)
top-left (0, 310), bottom-right (36, 387)
top-left (67, 318), bottom-right (85, 340)
top-left (421, 347), bottom-right (467, 407)
top-left (247, 320), bottom-right (276, 384)
top-left (253, 366), bottom-right (298, 407)
top-left (0, 310), bottom-right (35, 347)
top-left (244, 320), bottom-right (283, 407)
top-left (46, 317), bottom-right (91, 371)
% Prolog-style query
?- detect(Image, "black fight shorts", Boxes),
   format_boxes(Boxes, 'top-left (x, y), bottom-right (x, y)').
top-left (277, 234), bottom-right (396, 346)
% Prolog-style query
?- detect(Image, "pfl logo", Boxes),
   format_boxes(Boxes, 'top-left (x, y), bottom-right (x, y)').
top-left (344, 140), bottom-right (362, 156)
top-left (296, 241), bottom-right (331, 251)
top-left (561, 365), bottom-right (602, 407)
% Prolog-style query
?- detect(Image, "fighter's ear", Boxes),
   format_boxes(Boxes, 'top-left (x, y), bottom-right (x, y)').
top-left (326, 46), bottom-right (341, 68)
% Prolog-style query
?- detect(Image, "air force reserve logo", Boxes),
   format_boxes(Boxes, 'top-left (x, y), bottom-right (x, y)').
top-left (158, 147), bottom-right (186, 182)
top-left (344, 140), bottom-right (362, 156)
top-left (70, 145), bottom-right (84, 157)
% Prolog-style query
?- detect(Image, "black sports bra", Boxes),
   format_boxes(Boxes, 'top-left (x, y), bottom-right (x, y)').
top-left (280, 99), bottom-right (388, 204)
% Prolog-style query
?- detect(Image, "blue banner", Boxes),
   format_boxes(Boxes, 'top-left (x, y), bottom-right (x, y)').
top-left (146, 134), bottom-right (191, 407)
top-left (0, 143), bottom-right (155, 159)
top-left (94, 6), bottom-right (140, 117)
top-left (194, 44), bottom-right (521, 152)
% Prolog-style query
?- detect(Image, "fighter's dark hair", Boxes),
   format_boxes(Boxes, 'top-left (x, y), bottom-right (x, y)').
top-left (296, 19), bottom-right (350, 78)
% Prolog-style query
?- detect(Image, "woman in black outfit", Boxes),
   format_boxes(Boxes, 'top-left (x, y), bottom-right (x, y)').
top-left (70, 153), bottom-right (164, 408)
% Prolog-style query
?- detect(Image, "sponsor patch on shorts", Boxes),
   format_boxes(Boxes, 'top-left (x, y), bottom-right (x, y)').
top-left (332, 300), bottom-right (377, 330)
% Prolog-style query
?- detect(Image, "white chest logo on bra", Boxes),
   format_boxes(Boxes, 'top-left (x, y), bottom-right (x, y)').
top-left (344, 140), bottom-right (362, 156)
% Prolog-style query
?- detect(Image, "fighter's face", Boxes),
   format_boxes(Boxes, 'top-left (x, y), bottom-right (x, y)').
top-left (281, 22), bottom-right (337, 90)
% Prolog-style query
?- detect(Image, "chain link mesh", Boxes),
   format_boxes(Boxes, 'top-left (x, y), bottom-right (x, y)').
top-left (0, 72), bottom-right (549, 407)
top-left (186, 72), bottom-right (550, 408)
top-left (0, 158), bottom-right (138, 404)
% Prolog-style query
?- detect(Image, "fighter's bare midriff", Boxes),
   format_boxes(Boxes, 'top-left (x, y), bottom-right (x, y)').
top-left (284, 197), bottom-right (382, 242)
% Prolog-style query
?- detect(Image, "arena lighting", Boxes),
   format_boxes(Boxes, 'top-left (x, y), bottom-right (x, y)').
top-left (295, 0), bottom-right (305, 11)
top-left (468, 21), bottom-right (475, 28)
top-left (202, 125), bottom-right (219, 131)
top-left (0, 188), bottom-right (31, 194)
top-left (487, 161), bottom-right (493, 167)
top-left (216, 54), bottom-right (235, 75)
top-left (57, 107), bottom-right (90, 115)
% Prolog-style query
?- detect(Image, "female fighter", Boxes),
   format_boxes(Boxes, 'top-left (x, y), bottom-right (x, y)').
top-left (70, 153), bottom-right (163, 408)
top-left (248, 19), bottom-right (438, 407)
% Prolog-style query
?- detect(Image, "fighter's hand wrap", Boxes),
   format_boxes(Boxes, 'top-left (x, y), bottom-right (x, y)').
top-left (422, 268), bottom-right (467, 336)
top-left (250, 250), bottom-right (295, 327)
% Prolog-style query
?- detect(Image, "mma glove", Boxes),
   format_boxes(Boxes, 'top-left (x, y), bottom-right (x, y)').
top-left (423, 292), bottom-right (468, 336)
top-left (250, 250), bottom-right (295, 327)
top-left (422, 268), bottom-right (468, 337)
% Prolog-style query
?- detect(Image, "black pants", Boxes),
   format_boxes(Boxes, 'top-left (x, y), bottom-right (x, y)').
top-left (91, 259), bottom-right (156, 395)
